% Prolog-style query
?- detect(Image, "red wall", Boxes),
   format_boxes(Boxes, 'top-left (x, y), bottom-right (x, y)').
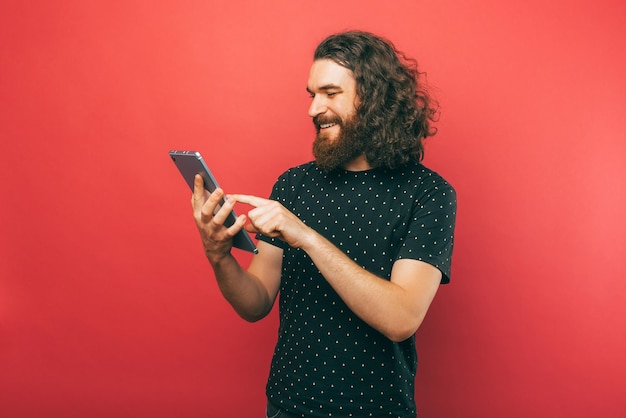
top-left (1, 1), bottom-right (625, 417)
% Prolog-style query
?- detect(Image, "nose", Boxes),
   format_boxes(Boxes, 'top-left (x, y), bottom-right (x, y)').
top-left (308, 95), bottom-right (327, 118)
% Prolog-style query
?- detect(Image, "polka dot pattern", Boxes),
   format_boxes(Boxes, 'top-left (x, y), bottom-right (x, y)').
top-left (259, 161), bottom-right (456, 417)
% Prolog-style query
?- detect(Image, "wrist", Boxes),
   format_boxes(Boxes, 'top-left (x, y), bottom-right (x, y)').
top-left (297, 226), bottom-right (323, 251)
top-left (205, 246), bottom-right (233, 267)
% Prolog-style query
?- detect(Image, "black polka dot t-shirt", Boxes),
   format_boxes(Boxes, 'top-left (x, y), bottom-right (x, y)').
top-left (258, 161), bottom-right (456, 417)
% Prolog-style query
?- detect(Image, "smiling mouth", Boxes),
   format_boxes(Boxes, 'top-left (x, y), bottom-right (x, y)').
top-left (314, 115), bottom-right (342, 132)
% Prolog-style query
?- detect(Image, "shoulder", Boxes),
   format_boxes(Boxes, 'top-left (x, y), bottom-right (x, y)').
top-left (278, 161), bottom-right (317, 178)
top-left (269, 161), bottom-right (320, 199)
top-left (392, 162), bottom-right (456, 198)
top-left (274, 161), bottom-right (321, 185)
top-left (406, 162), bottom-right (453, 186)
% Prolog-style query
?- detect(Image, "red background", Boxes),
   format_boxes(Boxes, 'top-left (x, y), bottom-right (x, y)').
top-left (1, 1), bottom-right (625, 417)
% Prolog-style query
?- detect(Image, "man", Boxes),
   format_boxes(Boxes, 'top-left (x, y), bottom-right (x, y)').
top-left (191, 31), bottom-right (456, 417)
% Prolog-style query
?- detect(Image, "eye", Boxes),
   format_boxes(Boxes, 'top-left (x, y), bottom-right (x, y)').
top-left (327, 92), bottom-right (337, 97)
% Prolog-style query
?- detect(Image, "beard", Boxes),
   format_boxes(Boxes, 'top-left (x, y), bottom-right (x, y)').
top-left (312, 113), bottom-right (364, 172)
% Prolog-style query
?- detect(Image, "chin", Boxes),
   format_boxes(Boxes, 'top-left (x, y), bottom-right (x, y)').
top-left (316, 131), bottom-right (339, 143)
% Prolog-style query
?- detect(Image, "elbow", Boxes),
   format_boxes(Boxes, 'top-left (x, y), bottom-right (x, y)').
top-left (236, 305), bottom-right (272, 323)
top-left (386, 328), bottom-right (417, 343)
top-left (240, 313), bottom-right (267, 323)
top-left (238, 313), bottom-right (259, 323)
top-left (384, 316), bottom-right (426, 343)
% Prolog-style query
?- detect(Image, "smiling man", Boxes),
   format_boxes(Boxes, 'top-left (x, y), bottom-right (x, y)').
top-left (308, 58), bottom-right (364, 172)
top-left (191, 31), bottom-right (456, 417)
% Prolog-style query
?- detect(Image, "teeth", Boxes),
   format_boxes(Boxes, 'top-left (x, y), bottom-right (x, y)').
top-left (320, 123), bottom-right (337, 129)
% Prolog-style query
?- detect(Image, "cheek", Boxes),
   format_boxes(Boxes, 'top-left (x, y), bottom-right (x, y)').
top-left (337, 102), bottom-right (357, 120)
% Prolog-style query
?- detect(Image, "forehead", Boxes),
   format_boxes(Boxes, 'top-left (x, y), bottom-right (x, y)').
top-left (307, 59), bottom-right (356, 91)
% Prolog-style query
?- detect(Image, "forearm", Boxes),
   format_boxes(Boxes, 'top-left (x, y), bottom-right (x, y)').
top-left (209, 253), bottom-right (274, 322)
top-left (228, 193), bottom-right (439, 338)
top-left (191, 182), bottom-right (277, 321)
top-left (300, 231), bottom-right (436, 342)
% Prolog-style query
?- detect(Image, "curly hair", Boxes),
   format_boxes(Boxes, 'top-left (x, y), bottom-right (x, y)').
top-left (314, 31), bottom-right (439, 169)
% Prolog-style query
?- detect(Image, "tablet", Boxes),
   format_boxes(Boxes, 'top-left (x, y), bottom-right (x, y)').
top-left (169, 150), bottom-right (258, 254)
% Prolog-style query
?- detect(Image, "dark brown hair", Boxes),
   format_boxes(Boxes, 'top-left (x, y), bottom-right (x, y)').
top-left (314, 31), bottom-right (439, 169)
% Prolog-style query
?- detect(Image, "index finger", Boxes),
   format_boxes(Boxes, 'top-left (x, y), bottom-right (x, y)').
top-left (230, 194), bottom-right (269, 208)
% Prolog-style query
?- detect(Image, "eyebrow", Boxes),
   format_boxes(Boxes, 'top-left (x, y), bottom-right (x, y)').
top-left (306, 84), bottom-right (342, 94)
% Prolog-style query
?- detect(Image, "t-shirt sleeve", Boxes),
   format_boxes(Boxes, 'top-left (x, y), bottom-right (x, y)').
top-left (396, 177), bottom-right (457, 283)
